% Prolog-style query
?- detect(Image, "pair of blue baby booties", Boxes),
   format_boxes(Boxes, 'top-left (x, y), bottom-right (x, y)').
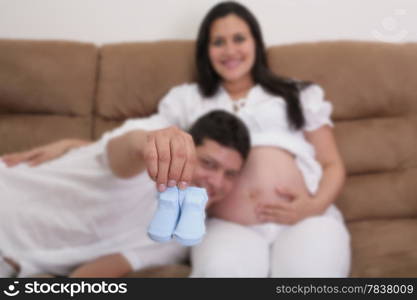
top-left (147, 186), bottom-right (208, 246)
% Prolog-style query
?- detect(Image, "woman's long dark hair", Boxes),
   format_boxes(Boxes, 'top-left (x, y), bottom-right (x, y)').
top-left (196, 1), bottom-right (309, 130)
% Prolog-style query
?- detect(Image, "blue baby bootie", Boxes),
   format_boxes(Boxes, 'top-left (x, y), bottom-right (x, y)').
top-left (147, 186), bottom-right (180, 243)
top-left (174, 187), bottom-right (208, 246)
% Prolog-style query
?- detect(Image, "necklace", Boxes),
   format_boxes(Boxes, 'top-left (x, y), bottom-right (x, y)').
top-left (232, 98), bottom-right (247, 112)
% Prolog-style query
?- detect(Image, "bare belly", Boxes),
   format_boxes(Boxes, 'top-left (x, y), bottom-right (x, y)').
top-left (208, 147), bottom-right (310, 225)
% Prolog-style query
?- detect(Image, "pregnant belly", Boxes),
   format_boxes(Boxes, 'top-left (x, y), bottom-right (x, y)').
top-left (208, 147), bottom-right (310, 225)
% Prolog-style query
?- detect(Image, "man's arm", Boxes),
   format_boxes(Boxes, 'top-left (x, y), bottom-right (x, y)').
top-left (1, 138), bottom-right (92, 167)
top-left (106, 130), bottom-right (148, 179)
top-left (68, 253), bottom-right (133, 278)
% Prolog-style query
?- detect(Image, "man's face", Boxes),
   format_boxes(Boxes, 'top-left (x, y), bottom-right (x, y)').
top-left (191, 138), bottom-right (243, 207)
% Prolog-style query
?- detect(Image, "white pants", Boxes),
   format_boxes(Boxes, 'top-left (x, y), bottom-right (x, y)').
top-left (190, 205), bottom-right (351, 277)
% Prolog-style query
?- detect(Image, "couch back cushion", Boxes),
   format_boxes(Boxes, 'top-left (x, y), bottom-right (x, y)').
top-left (94, 41), bottom-right (196, 139)
top-left (0, 40), bottom-right (97, 154)
top-left (267, 41), bottom-right (417, 221)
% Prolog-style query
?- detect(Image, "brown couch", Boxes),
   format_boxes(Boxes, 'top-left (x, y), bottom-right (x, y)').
top-left (0, 39), bottom-right (416, 277)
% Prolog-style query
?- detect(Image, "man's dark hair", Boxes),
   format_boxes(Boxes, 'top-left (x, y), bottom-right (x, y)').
top-left (189, 110), bottom-right (250, 161)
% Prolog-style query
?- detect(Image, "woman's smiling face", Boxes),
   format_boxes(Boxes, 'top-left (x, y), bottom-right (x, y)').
top-left (208, 14), bottom-right (256, 85)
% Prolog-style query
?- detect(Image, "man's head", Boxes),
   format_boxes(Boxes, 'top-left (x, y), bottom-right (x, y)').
top-left (188, 110), bottom-right (250, 206)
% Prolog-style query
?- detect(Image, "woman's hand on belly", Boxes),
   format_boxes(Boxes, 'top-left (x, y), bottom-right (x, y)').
top-left (255, 185), bottom-right (321, 225)
top-left (208, 147), bottom-right (319, 225)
